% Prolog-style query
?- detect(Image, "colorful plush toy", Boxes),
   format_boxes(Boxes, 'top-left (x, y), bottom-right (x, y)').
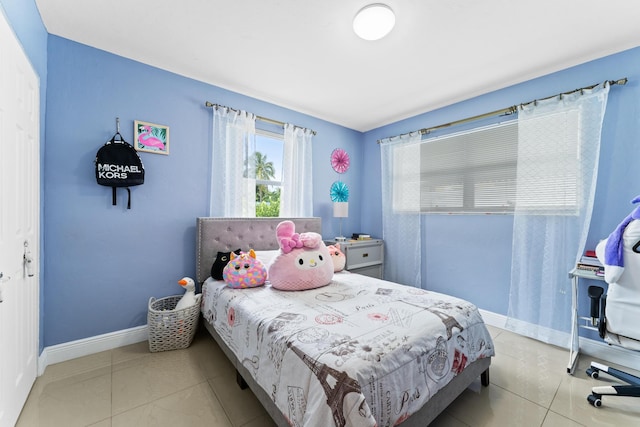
top-left (327, 243), bottom-right (346, 272)
top-left (222, 249), bottom-right (267, 289)
top-left (268, 221), bottom-right (333, 291)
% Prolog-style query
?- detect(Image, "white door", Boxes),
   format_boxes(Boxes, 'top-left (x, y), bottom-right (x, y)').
top-left (0, 9), bottom-right (40, 427)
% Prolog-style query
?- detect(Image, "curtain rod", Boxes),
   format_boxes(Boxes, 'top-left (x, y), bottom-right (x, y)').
top-left (205, 101), bottom-right (317, 135)
top-left (377, 77), bottom-right (628, 143)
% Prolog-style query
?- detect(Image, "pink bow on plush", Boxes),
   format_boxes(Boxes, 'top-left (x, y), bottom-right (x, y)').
top-left (276, 221), bottom-right (303, 254)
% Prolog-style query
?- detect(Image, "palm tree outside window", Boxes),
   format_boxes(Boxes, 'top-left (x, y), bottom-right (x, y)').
top-left (251, 129), bottom-right (284, 217)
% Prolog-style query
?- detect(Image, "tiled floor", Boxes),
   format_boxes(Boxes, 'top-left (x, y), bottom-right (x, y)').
top-left (16, 324), bottom-right (640, 426)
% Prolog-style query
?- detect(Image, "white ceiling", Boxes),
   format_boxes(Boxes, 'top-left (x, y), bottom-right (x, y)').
top-left (35, 0), bottom-right (640, 132)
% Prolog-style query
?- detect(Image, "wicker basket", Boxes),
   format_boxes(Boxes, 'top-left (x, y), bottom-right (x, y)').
top-left (147, 294), bottom-right (201, 352)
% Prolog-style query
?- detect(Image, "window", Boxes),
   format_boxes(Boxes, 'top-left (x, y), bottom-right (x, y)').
top-left (419, 121), bottom-right (518, 213)
top-left (390, 108), bottom-right (586, 215)
top-left (254, 129), bottom-right (284, 217)
top-left (513, 109), bottom-right (582, 214)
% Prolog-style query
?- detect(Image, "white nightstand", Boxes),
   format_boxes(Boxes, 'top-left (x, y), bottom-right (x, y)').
top-left (325, 239), bottom-right (384, 279)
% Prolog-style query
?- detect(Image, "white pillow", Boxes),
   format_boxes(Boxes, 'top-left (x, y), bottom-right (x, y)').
top-left (254, 250), bottom-right (280, 267)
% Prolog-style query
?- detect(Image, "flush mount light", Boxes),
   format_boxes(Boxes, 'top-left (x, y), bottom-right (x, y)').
top-left (353, 4), bottom-right (396, 41)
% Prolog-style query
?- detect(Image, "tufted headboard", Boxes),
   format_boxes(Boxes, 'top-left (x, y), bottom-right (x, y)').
top-left (195, 217), bottom-right (322, 284)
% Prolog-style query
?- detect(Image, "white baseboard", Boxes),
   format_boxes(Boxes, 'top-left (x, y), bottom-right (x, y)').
top-left (479, 309), bottom-right (638, 371)
top-left (37, 310), bottom-right (637, 377)
top-left (479, 309), bottom-right (507, 329)
top-left (38, 325), bottom-right (148, 375)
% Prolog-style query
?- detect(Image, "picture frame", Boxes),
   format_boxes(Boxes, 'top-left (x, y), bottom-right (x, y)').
top-left (134, 120), bottom-right (169, 155)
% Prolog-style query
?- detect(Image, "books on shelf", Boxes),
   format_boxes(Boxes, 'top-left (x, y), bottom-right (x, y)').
top-left (576, 251), bottom-right (604, 276)
top-left (576, 264), bottom-right (604, 276)
top-left (351, 233), bottom-right (371, 240)
top-left (576, 263), bottom-right (602, 271)
top-left (574, 268), bottom-right (605, 279)
top-left (579, 255), bottom-right (603, 267)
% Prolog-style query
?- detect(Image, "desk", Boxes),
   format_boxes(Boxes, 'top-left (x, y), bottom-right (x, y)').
top-left (568, 268), bottom-right (605, 374)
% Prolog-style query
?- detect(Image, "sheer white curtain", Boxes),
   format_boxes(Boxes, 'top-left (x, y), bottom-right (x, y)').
top-left (380, 132), bottom-right (422, 287)
top-left (506, 83), bottom-right (610, 347)
top-left (280, 124), bottom-right (313, 217)
top-left (210, 107), bottom-right (256, 217)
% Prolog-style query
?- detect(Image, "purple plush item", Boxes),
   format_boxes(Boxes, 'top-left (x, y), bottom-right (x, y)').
top-left (602, 195), bottom-right (640, 283)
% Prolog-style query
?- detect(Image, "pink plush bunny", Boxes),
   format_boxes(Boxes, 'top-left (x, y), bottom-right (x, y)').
top-left (269, 221), bottom-right (333, 291)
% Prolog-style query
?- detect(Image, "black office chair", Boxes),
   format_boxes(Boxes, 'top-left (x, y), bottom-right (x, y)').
top-left (585, 211), bottom-right (640, 408)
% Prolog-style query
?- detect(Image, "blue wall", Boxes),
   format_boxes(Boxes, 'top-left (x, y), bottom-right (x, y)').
top-left (43, 36), bottom-right (362, 347)
top-left (0, 0), bottom-right (48, 351)
top-left (0, 0), bottom-right (47, 73)
top-left (4, 0), bottom-right (640, 349)
top-left (362, 47), bottom-right (640, 318)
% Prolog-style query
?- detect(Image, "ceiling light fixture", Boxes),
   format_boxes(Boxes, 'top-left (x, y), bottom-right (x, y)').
top-left (353, 4), bottom-right (396, 41)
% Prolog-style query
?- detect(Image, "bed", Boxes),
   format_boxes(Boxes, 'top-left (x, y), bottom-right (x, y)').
top-left (196, 217), bottom-right (494, 426)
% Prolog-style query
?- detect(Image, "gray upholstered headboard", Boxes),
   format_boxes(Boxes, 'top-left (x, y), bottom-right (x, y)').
top-left (195, 217), bottom-right (322, 284)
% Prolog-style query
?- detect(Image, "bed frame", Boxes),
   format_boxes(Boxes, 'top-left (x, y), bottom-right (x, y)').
top-left (196, 217), bottom-right (490, 426)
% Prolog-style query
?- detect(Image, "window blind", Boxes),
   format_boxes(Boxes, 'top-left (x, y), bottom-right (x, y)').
top-left (420, 121), bottom-right (517, 213)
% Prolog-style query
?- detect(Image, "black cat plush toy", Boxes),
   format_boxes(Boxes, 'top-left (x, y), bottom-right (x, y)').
top-left (210, 249), bottom-right (241, 280)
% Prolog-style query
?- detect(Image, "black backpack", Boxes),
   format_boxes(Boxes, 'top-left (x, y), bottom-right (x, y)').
top-left (95, 133), bottom-right (144, 209)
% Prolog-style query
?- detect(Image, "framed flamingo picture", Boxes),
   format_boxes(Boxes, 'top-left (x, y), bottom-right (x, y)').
top-left (134, 120), bottom-right (170, 155)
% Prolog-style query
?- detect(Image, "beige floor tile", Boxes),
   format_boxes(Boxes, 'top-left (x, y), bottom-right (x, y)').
top-left (207, 371), bottom-right (271, 426)
top-left (112, 382), bottom-right (232, 427)
top-left (38, 350), bottom-right (112, 384)
top-left (445, 382), bottom-right (548, 427)
top-left (541, 411), bottom-right (586, 427)
top-left (490, 351), bottom-right (563, 408)
top-left (19, 324), bottom-right (639, 427)
top-left (550, 358), bottom-right (640, 426)
top-left (428, 410), bottom-right (470, 427)
top-left (87, 419), bottom-right (112, 427)
top-left (28, 363), bottom-right (112, 398)
top-left (111, 340), bottom-right (151, 365)
top-left (111, 348), bottom-right (206, 414)
top-left (16, 370), bottom-right (112, 427)
top-left (493, 329), bottom-right (568, 369)
top-left (185, 328), bottom-right (236, 380)
top-left (239, 413), bottom-right (279, 427)
top-left (578, 354), bottom-right (640, 378)
top-left (484, 324), bottom-right (504, 341)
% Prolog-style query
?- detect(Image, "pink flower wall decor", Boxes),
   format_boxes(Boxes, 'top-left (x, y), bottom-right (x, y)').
top-left (331, 148), bottom-right (350, 173)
